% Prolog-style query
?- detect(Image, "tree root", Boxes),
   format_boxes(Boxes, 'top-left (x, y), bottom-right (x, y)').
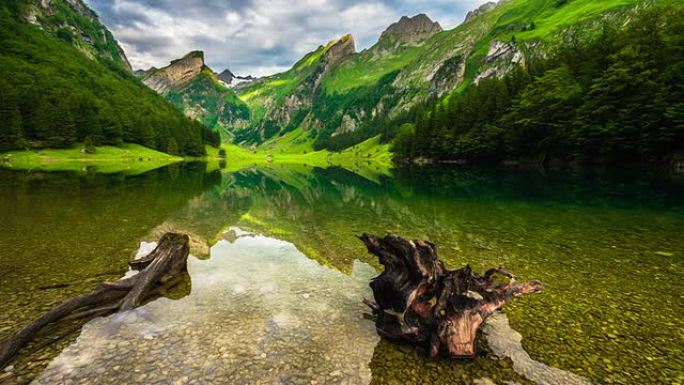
top-left (359, 233), bottom-right (542, 358)
top-left (0, 233), bottom-right (190, 370)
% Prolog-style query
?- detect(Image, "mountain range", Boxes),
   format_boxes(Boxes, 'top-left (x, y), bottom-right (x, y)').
top-left (137, 0), bottom-right (674, 155)
top-left (1, 0), bottom-right (681, 165)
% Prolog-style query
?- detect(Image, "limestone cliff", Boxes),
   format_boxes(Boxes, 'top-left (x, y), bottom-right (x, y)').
top-left (322, 34), bottom-right (356, 72)
top-left (474, 40), bottom-right (526, 83)
top-left (142, 51), bottom-right (206, 94)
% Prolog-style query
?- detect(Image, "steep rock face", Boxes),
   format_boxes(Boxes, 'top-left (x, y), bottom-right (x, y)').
top-left (142, 51), bottom-right (205, 94)
top-left (378, 14), bottom-right (442, 46)
top-left (475, 40), bottom-right (525, 83)
top-left (430, 55), bottom-right (467, 97)
top-left (22, 0), bottom-right (132, 71)
top-left (322, 34), bottom-right (356, 73)
top-left (464, 2), bottom-right (498, 23)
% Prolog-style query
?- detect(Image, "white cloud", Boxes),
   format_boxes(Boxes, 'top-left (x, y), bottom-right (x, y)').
top-left (87, 0), bottom-right (492, 76)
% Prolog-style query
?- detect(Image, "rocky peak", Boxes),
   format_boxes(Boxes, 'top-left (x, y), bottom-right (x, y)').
top-left (217, 69), bottom-right (257, 87)
top-left (217, 69), bottom-right (236, 84)
top-left (378, 14), bottom-right (442, 46)
top-left (323, 34), bottom-right (356, 71)
top-left (142, 51), bottom-right (206, 94)
top-left (464, 1), bottom-right (498, 23)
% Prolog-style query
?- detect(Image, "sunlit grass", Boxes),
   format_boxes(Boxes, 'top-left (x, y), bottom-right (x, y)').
top-left (0, 144), bottom-right (182, 174)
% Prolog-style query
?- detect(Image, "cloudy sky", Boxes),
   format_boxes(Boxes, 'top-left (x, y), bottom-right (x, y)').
top-left (86, 0), bottom-right (489, 77)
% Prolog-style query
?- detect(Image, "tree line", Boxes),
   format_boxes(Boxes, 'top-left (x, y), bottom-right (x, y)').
top-left (392, 6), bottom-right (684, 166)
top-left (0, 7), bottom-right (220, 155)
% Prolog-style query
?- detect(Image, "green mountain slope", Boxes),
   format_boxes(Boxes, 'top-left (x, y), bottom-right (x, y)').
top-left (232, 0), bottom-right (672, 153)
top-left (234, 34), bottom-right (357, 144)
top-left (0, 3), bottom-right (218, 155)
top-left (4, 0), bottom-right (131, 71)
top-left (141, 52), bottom-right (250, 140)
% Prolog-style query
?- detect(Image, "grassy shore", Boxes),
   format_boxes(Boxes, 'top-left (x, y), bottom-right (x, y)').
top-left (1, 136), bottom-right (394, 176)
top-left (205, 135), bottom-right (394, 179)
top-left (0, 144), bottom-right (182, 174)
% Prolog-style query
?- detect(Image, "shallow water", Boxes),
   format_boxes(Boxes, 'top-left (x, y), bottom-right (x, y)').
top-left (1, 164), bottom-right (683, 385)
top-left (32, 231), bottom-right (380, 385)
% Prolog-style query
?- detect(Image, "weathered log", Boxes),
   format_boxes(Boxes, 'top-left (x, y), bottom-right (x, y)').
top-left (0, 233), bottom-right (190, 370)
top-left (360, 234), bottom-right (542, 358)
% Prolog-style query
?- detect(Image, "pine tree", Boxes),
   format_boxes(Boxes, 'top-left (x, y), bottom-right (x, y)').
top-left (0, 79), bottom-right (24, 150)
top-left (167, 138), bottom-right (179, 155)
top-left (83, 135), bottom-right (96, 154)
top-left (48, 98), bottom-right (77, 147)
top-left (30, 97), bottom-right (54, 143)
top-left (99, 106), bottom-right (124, 145)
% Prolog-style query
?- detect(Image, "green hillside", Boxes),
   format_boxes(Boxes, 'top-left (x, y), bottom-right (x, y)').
top-left (0, 3), bottom-right (219, 156)
top-left (165, 68), bottom-right (250, 138)
top-left (4, 0), bottom-right (131, 71)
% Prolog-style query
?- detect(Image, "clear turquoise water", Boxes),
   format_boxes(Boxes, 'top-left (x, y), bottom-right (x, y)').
top-left (0, 164), bottom-right (682, 384)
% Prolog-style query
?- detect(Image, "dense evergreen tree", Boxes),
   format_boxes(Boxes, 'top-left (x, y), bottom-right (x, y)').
top-left (167, 138), bottom-right (180, 156)
top-left (83, 135), bottom-right (96, 154)
top-left (0, 79), bottom-right (24, 150)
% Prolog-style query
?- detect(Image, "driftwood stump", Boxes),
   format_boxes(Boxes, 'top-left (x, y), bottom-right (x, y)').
top-left (0, 233), bottom-right (190, 370)
top-left (360, 234), bottom-right (542, 358)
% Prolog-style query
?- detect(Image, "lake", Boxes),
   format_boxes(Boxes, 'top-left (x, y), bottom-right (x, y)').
top-left (0, 163), bottom-right (682, 385)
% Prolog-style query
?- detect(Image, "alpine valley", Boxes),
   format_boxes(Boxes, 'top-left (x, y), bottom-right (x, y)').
top-left (135, 0), bottom-right (682, 168)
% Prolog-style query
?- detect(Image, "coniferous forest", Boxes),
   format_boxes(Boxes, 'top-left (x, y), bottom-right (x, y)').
top-left (392, 7), bottom-right (684, 165)
top-left (0, 6), bottom-right (220, 155)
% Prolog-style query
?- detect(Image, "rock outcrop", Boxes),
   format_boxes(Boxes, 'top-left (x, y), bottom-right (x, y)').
top-left (430, 55), bottom-right (467, 97)
top-left (464, 2), bottom-right (498, 23)
top-left (485, 40), bottom-right (524, 64)
top-left (475, 40), bottom-right (525, 83)
top-left (322, 34), bottom-right (356, 72)
top-left (142, 51), bottom-right (206, 94)
top-left (139, 51), bottom-right (250, 137)
top-left (378, 14), bottom-right (442, 46)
